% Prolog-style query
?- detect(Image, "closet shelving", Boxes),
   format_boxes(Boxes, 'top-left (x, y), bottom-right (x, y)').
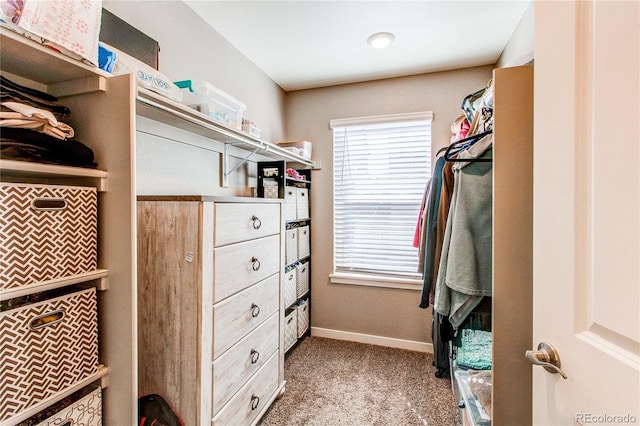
top-left (2, 25), bottom-right (315, 425)
top-left (136, 88), bottom-right (315, 186)
top-left (0, 28), bottom-right (118, 426)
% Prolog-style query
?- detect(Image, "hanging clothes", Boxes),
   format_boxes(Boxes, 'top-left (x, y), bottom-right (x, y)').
top-left (434, 134), bottom-right (493, 329)
top-left (419, 156), bottom-right (445, 308)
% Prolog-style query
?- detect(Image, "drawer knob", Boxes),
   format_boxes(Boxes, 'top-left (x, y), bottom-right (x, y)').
top-left (250, 349), bottom-right (260, 364)
top-left (251, 303), bottom-right (261, 318)
top-left (251, 257), bottom-right (261, 271)
top-left (251, 394), bottom-right (260, 411)
top-left (251, 215), bottom-right (262, 229)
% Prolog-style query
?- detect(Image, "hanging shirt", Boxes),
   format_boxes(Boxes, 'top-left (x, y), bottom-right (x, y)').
top-left (434, 134), bottom-right (493, 329)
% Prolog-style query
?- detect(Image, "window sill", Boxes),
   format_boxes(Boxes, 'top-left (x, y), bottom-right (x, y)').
top-left (329, 272), bottom-right (422, 291)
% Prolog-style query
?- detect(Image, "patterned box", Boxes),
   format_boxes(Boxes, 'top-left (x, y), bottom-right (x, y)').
top-left (297, 225), bottom-right (310, 259)
top-left (0, 287), bottom-right (99, 422)
top-left (21, 385), bottom-right (102, 426)
top-left (0, 183), bottom-right (98, 292)
top-left (285, 228), bottom-right (298, 265)
top-left (284, 268), bottom-right (297, 308)
top-left (296, 188), bottom-right (309, 219)
top-left (295, 261), bottom-right (309, 299)
top-left (296, 299), bottom-right (310, 338)
top-left (283, 187), bottom-right (297, 221)
top-left (284, 310), bottom-right (298, 352)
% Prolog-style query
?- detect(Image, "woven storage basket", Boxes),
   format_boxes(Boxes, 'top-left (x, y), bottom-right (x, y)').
top-left (296, 299), bottom-right (310, 338)
top-left (284, 310), bottom-right (298, 352)
top-left (297, 225), bottom-right (310, 259)
top-left (284, 268), bottom-right (297, 308)
top-left (296, 188), bottom-right (309, 219)
top-left (295, 261), bottom-right (309, 298)
top-left (0, 287), bottom-right (99, 422)
top-left (0, 183), bottom-right (97, 292)
top-left (285, 228), bottom-right (298, 265)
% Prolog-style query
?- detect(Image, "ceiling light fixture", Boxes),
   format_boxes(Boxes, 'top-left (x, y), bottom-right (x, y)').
top-left (367, 32), bottom-right (395, 49)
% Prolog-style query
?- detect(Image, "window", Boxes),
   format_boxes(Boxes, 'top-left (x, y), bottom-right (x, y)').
top-left (330, 112), bottom-right (432, 286)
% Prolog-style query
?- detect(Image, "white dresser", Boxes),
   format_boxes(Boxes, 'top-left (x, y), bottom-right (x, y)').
top-left (137, 196), bottom-right (285, 426)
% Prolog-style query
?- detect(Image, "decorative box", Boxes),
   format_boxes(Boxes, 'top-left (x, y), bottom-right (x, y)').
top-left (284, 310), bottom-right (298, 352)
top-left (297, 226), bottom-right (310, 259)
top-left (0, 287), bottom-right (99, 422)
top-left (0, 183), bottom-right (98, 292)
top-left (283, 187), bottom-right (297, 221)
top-left (19, 385), bottom-right (102, 426)
top-left (285, 228), bottom-right (298, 265)
top-left (284, 268), bottom-right (297, 308)
top-left (295, 261), bottom-right (309, 298)
top-left (296, 188), bottom-right (309, 219)
top-left (296, 299), bottom-right (310, 338)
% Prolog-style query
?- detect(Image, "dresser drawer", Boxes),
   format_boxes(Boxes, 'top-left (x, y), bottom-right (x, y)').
top-left (213, 235), bottom-right (280, 302)
top-left (212, 352), bottom-right (278, 426)
top-left (213, 312), bottom-right (278, 414)
top-left (214, 203), bottom-right (280, 247)
top-left (213, 274), bottom-right (279, 359)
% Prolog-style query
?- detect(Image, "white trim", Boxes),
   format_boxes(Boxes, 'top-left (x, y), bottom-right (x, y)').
top-left (329, 272), bottom-right (422, 290)
top-left (329, 111), bottom-right (433, 129)
top-left (311, 327), bottom-right (433, 353)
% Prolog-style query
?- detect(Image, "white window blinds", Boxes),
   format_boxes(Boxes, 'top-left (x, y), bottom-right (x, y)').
top-left (331, 112), bottom-right (432, 278)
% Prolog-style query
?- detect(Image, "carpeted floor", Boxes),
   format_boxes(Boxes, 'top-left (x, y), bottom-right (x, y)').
top-left (259, 337), bottom-right (460, 426)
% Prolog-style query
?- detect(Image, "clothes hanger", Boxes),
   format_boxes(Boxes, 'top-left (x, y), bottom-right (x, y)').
top-left (444, 129), bottom-right (493, 163)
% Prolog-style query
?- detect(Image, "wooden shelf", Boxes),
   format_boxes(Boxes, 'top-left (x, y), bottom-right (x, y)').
top-left (0, 160), bottom-right (108, 191)
top-left (0, 28), bottom-right (109, 86)
top-left (0, 269), bottom-right (109, 301)
top-left (0, 366), bottom-right (110, 426)
top-left (136, 87), bottom-right (315, 186)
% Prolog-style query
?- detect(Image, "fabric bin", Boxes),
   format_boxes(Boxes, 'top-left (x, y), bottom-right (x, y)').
top-left (296, 299), bottom-right (310, 338)
top-left (283, 187), bottom-right (297, 221)
top-left (20, 384), bottom-right (102, 426)
top-left (297, 225), bottom-right (310, 259)
top-left (0, 287), bottom-right (99, 422)
top-left (285, 228), bottom-right (298, 265)
top-left (284, 310), bottom-right (298, 352)
top-left (0, 183), bottom-right (98, 292)
top-left (284, 268), bottom-right (297, 308)
top-left (295, 261), bottom-right (309, 299)
top-left (296, 188), bottom-right (309, 219)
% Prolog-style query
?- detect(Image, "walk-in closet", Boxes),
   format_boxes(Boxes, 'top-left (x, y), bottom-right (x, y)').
top-left (1, 1), bottom-right (638, 425)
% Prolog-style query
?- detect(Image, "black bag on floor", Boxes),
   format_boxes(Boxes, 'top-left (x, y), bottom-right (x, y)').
top-left (138, 394), bottom-right (183, 426)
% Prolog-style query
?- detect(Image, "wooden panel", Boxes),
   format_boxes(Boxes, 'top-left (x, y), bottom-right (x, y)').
top-left (214, 203), bottom-right (281, 246)
top-left (212, 313), bottom-right (279, 413)
top-left (213, 235), bottom-right (280, 302)
top-left (213, 274), bottom-right (280, 360)
top-left (61, 73), bottom-right (137, 425)
top-left (492, 65), bottom-right (534, 424)
top-left (137, 200), bottom-right (203, 426)
top-left (212, 353), bottom-right (279, 426)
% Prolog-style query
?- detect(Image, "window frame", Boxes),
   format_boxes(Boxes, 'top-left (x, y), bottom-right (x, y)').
top-left (329, 111), bottom-right (433, 290)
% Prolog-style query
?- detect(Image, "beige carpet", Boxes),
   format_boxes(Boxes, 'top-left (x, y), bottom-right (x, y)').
top-left (259, 337), bottom-right (459, 426)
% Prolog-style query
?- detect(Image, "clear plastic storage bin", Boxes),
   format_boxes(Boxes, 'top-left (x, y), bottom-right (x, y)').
top-left (174, 80), bottom-right (246, 130)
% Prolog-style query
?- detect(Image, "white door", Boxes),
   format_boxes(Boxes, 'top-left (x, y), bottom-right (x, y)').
top-left (533, 1), bottom-right (640, 425)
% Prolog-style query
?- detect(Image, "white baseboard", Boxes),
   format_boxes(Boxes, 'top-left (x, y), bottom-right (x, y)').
top-left (310, 327), bottom-right (433, 353)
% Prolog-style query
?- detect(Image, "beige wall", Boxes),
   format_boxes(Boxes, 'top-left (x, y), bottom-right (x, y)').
top-left (496, 1), bottom-right (534, 68)
top-left (285, 66), bottom-right (494, 344)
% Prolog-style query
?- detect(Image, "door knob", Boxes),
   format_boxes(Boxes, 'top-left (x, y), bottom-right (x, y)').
top-left (525, 342), bottom-right (568, 379)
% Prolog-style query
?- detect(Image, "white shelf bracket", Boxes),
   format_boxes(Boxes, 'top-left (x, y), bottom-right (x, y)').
top-left (221, 143), bottom-right (263, 187)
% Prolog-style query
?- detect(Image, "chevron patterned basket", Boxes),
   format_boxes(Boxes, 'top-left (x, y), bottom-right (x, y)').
top-left (0, 287), bottom-right (99, 422)
top-left (0, 183), bottom-right (98, 291)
